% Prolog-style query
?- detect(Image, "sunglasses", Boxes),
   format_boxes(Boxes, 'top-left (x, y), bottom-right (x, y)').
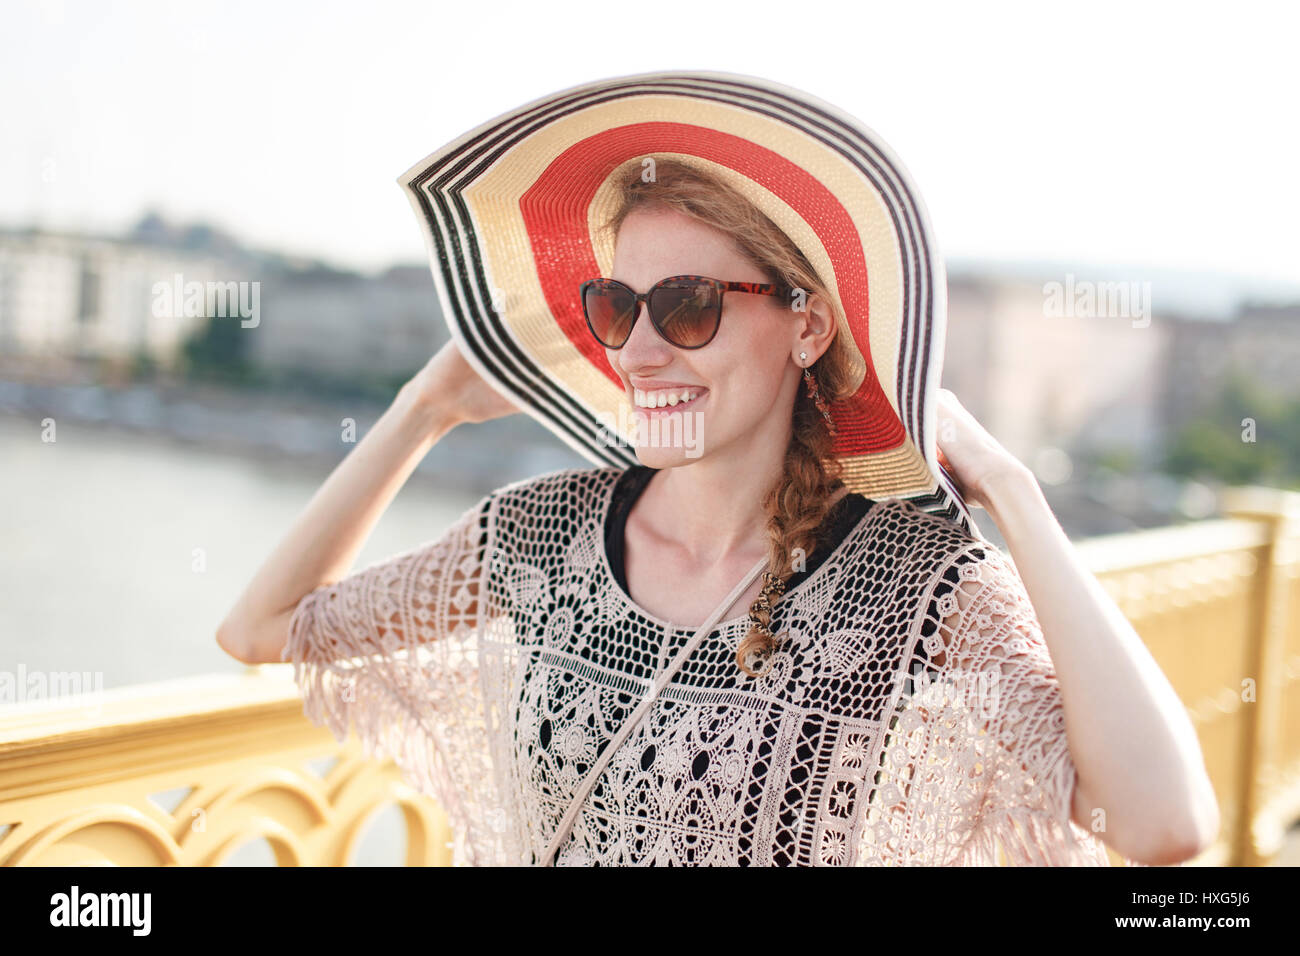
top-left (580, 274), bottom-right (793, 350)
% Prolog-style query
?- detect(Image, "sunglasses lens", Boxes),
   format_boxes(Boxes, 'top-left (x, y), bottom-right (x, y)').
top-left (650, 280), bottom-right (720, 347)
top-left (584, 282), bottom-right (637, 347)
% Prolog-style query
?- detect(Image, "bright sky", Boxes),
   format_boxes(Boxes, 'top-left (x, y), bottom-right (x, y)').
top-left (4, 0), bottom-right (1298, 292)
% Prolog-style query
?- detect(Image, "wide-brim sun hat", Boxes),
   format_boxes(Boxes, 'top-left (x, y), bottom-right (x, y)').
top-left (397, 69), bottom-right (982, 539)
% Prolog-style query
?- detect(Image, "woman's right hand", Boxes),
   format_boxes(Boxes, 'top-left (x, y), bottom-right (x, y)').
top-left (404, 340), bottom-right (522, 428)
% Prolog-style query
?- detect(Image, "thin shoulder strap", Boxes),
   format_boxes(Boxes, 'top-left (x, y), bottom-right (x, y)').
top-left (542, 555), bottom-right (769, 866)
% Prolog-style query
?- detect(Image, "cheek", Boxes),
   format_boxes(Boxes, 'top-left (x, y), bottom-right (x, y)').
top-left (718, 311), bottom-right (789, 377)
top-left (702, 318), bottom-right (789, 404)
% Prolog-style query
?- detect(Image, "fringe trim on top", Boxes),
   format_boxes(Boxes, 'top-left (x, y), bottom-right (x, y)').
top-left (956, 803), bottom-right (1120, 866)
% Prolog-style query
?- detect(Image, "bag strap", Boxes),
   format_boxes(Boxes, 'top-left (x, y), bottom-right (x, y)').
top-left (542, 555), bottom-right (769, 866)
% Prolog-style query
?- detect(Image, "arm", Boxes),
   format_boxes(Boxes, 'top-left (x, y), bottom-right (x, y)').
top-left (975, 466), bottom-right (1220, 865)
top-left (926, 544), bottom-right (1137, 865)
top-left (276, 491), bottom-right (492, 761)
top-left (933, 387), bottom-right (1219, 865)
top-left (215, 341), bottom-right (517, 665)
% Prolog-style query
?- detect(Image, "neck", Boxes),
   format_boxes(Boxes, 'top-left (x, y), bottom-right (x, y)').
top-left (638, 417), bottom-right (792, 567)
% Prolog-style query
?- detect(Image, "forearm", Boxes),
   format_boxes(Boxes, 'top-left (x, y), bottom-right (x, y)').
top-left (981, 466), bottom-right (1219, 860)
top-left (217, 385), bottom-right (457, 662)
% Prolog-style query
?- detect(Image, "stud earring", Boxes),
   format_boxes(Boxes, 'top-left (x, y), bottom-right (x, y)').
top-left (798, 350), bottom-right (808, 364)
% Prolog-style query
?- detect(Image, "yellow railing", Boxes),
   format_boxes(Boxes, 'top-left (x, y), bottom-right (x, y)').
top-left (2, 484), bottom-right (1297, 867)
top-left (1073, 485), bottom-right (1300, 867)
top-left (0, 674), bottom-right (455, 865)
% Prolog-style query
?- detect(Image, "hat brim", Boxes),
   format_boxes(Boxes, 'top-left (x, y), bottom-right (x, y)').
top-left (398, 69), bottom-right (981, 538)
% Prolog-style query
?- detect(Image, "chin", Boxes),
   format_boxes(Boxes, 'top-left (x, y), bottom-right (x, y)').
top-left (633, 446), bottom-right (697, 470)
top-left (628, 407), bottom-right (708, 467)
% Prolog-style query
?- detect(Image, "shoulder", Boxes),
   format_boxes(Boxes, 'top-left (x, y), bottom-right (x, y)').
top-left (479, 465), bottom-right (626, 555)
top-left (848, 495), bottom-right (991, 574)
top-left (486, 465), bottom-right (625, 512)
top-left (875, 497), bottom-right (1022, 603)
top-left (872, 504), bottom-right (1032, 670)
top-left (831, 496), bottom-right (1016, 651)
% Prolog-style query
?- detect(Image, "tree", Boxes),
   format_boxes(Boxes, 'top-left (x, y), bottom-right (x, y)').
top-left (1163, 371), bottom-right (1299, 489)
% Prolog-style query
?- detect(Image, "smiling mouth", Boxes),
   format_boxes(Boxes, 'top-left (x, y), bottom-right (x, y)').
top-left (631, 388), bottom-right (707, 414)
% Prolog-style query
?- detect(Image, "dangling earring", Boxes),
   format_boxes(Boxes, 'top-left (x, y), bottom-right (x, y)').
top-left (802, 363), bottom-right (837, 436)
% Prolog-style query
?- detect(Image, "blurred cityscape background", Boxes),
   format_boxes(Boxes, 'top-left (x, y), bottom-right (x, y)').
top-left (2, 210), bottom-right (1298, 691)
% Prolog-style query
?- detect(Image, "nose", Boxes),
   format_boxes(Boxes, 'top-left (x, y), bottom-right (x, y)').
top-left (612, 298), bottom-right (672, 374)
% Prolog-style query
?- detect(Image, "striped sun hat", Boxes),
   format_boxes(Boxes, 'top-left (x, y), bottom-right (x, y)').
top-left (397, 70), bottom-right (980, 537)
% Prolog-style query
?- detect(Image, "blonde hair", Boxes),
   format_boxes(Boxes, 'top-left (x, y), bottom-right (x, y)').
top-left (598, 158), bottom-right (856, 678)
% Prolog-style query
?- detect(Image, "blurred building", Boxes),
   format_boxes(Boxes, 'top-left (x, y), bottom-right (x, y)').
top-left (944, 268), bottom-right (1171, 470)
top-left (247, 263), bottom-right (446, 379)
top-left (0, 215), bottom-right (447, 380)
top-left (0, 226), bottom-right (224, 367)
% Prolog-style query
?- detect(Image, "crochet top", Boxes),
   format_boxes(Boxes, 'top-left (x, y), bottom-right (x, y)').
top-left (282, 465), bottom-right (1132, 866)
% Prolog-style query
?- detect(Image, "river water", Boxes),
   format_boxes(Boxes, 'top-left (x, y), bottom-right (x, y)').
top-left (0, 412), bottom-right (485, 694)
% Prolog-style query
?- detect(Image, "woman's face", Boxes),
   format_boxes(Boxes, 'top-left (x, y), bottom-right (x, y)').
top-left (607, 204), bottom-right (803, 470)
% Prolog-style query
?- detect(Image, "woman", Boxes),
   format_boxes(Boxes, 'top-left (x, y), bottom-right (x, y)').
top-left (217, 73), bottom-right (1217, 867)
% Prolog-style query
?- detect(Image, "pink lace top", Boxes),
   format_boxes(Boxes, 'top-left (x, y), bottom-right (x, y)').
top-left (281, 466), bottom-right (1137, 866)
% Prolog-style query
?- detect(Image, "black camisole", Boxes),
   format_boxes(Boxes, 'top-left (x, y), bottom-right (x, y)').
top-left (604, 464), bottom-right (874, 599)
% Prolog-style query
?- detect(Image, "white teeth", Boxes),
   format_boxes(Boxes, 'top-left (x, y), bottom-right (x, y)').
top-left (633, 387), bottom-right (701, 408)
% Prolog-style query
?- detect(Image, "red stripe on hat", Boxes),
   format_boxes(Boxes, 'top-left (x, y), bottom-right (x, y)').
top-left (520, 121), bottom-right (900, 455)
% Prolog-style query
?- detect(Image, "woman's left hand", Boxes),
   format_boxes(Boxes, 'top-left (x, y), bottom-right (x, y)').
top-left (933, 388), bottom-right (1031, 510)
